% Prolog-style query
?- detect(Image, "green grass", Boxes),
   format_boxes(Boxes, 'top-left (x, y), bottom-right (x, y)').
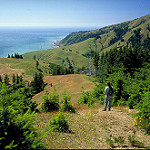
top-left (21, 15), bottom-right (150, 69)
top-left (0, 58), bottom-right (50, 77)
top-left (23, 48), bottom-right (89, 70)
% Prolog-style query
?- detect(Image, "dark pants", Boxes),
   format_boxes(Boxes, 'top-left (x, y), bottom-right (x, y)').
top-left (104, 95), bottom-right (112, 110)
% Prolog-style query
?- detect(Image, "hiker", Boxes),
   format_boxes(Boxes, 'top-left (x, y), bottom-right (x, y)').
top-left (103, 81), bottom-right (114, 111)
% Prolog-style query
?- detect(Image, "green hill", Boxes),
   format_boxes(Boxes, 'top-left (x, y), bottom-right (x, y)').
top-left (58, 14), bottom-right (150, 53)
top-left (23, 48), bottom-right (89, 70)
top-left (23, 14), bottom-right (150, 69)
top-left (0, 58), bottom-right (51, 77)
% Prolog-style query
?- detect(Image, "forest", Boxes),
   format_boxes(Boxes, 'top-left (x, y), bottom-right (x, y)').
top-left (79, 45), bottom-right (150, 135)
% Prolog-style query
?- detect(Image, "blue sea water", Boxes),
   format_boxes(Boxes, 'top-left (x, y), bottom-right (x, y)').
top-left (0, 27), bottom-right (98, 58)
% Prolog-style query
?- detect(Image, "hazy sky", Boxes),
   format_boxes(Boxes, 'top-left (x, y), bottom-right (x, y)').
top-left (0, 0), bottom-right (150, 28)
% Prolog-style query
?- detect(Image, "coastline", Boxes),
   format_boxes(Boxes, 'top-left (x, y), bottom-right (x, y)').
top-left (0, 27), bottom-right (95, 58)
top-left (51, 40), bottom-right (60, 48)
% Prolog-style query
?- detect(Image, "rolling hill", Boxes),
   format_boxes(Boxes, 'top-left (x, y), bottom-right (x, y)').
top-left (23, 14), bottom-right (150, 69)
top-left (58, 14), bottom-right (150, 52)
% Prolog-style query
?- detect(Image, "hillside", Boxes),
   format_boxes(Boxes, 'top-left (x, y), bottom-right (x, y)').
top-left (23, 48), bottom-right (89, 70)
top-left (32, 75), bottom-right (150, 149)
top-left (58, 14), bottom-right (150, 54)
top-left (0, 59), bottom-right (150, 149)
top-left (0, 58), bottom-right (51, 78)
top-left (32, 74), bottom-right (95, 107)
top-left (23, 14), bottom-right (150, 69)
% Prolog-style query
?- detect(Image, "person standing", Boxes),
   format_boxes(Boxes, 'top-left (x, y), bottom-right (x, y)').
top-left (103, 81), bottom-right (114, 111)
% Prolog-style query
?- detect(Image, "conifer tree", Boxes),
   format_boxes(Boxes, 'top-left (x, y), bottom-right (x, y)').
top-left (93, 51), bottom-right (99, 75)
top-left (16, 74), bottom-right (19, 84)
top-left (36, 60), bottom-right (39, 68)
top-left (7, 54), bottom-right (10, 58)
top-left (19, 74), bottom-right (23, 83)
top-left (30, 73), bottom-right (45, 93)
top-left (11, 54), bottom-right (14, 58)
top-left (0, 75), bottom-right (2, 83)
top-left (4, 74), bottom-right (9, 85)
top-left (12, 74), bottom-right (16, 83)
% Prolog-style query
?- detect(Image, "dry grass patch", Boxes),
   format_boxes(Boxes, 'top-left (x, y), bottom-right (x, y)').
top-left (32, 74), bottom-right (95, 108)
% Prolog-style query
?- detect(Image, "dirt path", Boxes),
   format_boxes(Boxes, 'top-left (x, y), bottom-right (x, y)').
top-left (78, 107), bottom-right (149, 147)
top-left (37, 106), bottom-right (150, 149)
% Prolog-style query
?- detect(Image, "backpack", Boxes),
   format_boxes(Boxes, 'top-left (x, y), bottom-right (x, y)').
top-left (108, 86), bottom-right (113, 96)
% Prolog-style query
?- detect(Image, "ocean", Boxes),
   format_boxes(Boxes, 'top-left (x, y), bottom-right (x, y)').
top-left (0, 27), bottom-right (98, 58)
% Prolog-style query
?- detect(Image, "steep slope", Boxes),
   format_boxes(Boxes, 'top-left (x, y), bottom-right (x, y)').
top-left (58, 14), bottom-right (150, 53)
top-left (23, 14), bottom-right (150, 68)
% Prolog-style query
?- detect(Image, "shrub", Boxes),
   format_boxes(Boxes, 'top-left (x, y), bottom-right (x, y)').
top-left (87, 94), bottom-right (96, 107)
top-left (106, 135), bottom-right (125, 148)
top-left (60, 93), bottom-right (75, 113)
top-left (0, 83), bottom-right (37, 114)
top-left (113, 136), bottom-right (125, 147)
top-left (41, 91), bottom-right (59, 112)
top-left (99, 94), bottom-right (105, 104)
top-left (106, 135), bottom-right (114, 148)
top-left (49, 112), bottom-right (69, 132)
top-left (78, 90), bottom-right (96, 107)
top-left (134, 92), bottom-right (150, 134)
top-left (127, 93), bottom-right (142, 109)
top-left (78, 91), bottom-right (90, 105)
top-left (0, 107), bottom-right (46, 149)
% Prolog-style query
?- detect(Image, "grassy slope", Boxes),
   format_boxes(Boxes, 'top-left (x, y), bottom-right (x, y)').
top-left (0, 58), bottom-right (50, 80)
top-left (33, 74), bottom-right (150, 149)
top-left (32, 74), bottom-right (95, 108)
top-left (23, 48), bottom-right (89, 70)
top-left (58, 14), bottom-right (150, 54)
top-left (23, 14), bottom-right (150, 69)
top-left (0, 58), bottom-right (149, 149)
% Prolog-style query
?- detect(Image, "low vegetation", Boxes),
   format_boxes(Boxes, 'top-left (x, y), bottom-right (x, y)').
top-left (0, 77), bottom-right (46, 149)
top-left (78, 45), bottom-right (150, 135)
top-left (0, 14), bottom-right (150, 149)
top-left (49, 112), bottom-right (69, 132)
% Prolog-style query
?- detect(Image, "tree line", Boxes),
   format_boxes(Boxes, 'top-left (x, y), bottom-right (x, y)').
top-left (7, 53), bottom-right (23, 59)
top-left (79, 45), bottom-right (150, 134)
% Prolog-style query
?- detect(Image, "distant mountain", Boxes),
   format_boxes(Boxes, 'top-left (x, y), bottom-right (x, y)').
top-left (23, 14), bottom-right (150, 69)
top-left (58, 14), bottom-right (150, 53)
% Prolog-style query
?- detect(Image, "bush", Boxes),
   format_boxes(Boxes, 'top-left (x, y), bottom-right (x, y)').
top-left (127, 93), bottom-right (142, 109)
top-left (99, 93), bottom-right (105, 104)
top-left (41, 91), bottom-right (59, 112)
top-left (0, 83), bottom-right (37, 114)
top-left (60, 93), bottom-right (75, 113)
top-left (0, 107), bottom-right (46, 149)
top-left (78, 91), bottom-right (96, 107)
top-left (134, 92), bottom-right (150, 134)
top-left (78, 91), bottom-right (90, 105)
top-left (49, 112), bottom-right (69, 132)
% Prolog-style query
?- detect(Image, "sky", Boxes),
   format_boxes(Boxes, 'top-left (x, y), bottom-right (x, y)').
top-left (0, 0), bottom-right (150, 28)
